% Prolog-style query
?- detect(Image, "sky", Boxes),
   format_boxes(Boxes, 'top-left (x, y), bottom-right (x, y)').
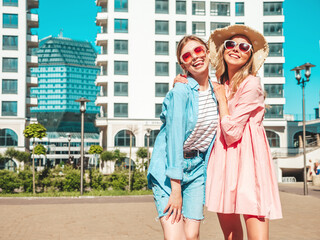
top-left (38, 0), bottom-right (320, 120)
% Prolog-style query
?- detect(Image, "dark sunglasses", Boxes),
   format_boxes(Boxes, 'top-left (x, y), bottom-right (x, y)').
top-left (181, 46), bottom-right (206, 63)
top-left (224, 40), bottom-right (252, 53)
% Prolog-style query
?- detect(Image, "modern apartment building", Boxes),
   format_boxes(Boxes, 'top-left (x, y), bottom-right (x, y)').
top-left (94, 0), bottom-right (286, 164)
top-left (0, 0), bottom-right (39, 155)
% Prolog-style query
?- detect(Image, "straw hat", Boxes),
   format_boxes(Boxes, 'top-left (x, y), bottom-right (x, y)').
top-left (208, 25), bottom-right (269, 75)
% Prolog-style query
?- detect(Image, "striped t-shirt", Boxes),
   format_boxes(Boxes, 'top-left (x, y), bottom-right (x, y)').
top-left (183, 87), bottom-right (218, 152)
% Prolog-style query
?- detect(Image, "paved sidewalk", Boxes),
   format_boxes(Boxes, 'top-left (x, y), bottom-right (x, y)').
top-left (0, 187), bottom-right (319, 240)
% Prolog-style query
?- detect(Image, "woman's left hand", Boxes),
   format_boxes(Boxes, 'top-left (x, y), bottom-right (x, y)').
top-left (212, 81), bottom-right (227, 103)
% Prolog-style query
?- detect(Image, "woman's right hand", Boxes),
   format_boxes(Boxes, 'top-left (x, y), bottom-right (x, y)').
top-left (212, 81), bottom-right (227, 103)
top-left (173, 74), bottom-right (188, 87)
top-left (163, 179), bottom-right (182, 223)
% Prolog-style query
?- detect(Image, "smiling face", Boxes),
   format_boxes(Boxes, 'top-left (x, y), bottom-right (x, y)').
top-left (223, 35), bottom-right (252, 72)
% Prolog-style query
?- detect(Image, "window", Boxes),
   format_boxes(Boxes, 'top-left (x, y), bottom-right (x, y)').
top-left (155, 83), bottom-right (169, 97)
top-left (114, 19), bottom-right (128, 33)
top-left (2, 101), bottom-right (17, 116)
top-left (2, 79), bottom-right (17, 94)
top-left (114, 103), bottom-right (128, 117)
top-left (155, 20), bottom-right (169, 35)
top-left (192, 1), bottom-right (205, 15)
top-left (264, 22), bottom-right (283, 36)
top-left (266, 130), bottom-right (280, 147)
top-left (268, 43), bottom-right (283, 57)
top-left (155, 104), bottom-right (162, 118)
top-left (2, 36), bottom-right (18, 50)
top-left (176, 63), bottom-right (184, 75)
top-left (155, 41), bottom-right (169, 55)
top-left (176, 0), bottom-right (186, 14)
top-left (264, 63), bottom-right (283, 77)
top-left (115, 0), bottom-right (128, 12)
top-left (155, 62), bottom-right (169, 76)
top-left (211, 2), bottom-right (230, 16)
top-left (3, 0), bottom-right (18, 6)
top-left (235, 2), bottom-right (244, 16)
top-left (211, 22), bottom-right (230, 31)
top-left (144, 130), bottom-right (160, 147)
top-left (155, 0), bottom-right (168, 14)
top-left (0, 129), bottom-right (18, 146)
top-left (3, 14), bottom-right (18, 28)
top-left (264, 2), bottom-right (282, 15)
top-left (2, 58), bottom-right (18, 72)
top-left (265, 105), bottom-right (283, 119)
top-left (192, 22), bottom-right (205, 36)
top-left (176, 21), bottom-right (186, 35)
top-left (264, 84), bottom-right (283, 98)
top-left (114, 40), bottom-right (128, 54)
top-left (114, 61), bottom-right (128, 75)
top-left (114, 130), bottom-right (135, 147)
top-left (114, 82), bottom-right (128, 96)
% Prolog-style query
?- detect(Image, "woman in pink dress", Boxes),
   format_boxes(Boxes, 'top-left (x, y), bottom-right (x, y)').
top-left (205, 25), bottom-right (282, 239)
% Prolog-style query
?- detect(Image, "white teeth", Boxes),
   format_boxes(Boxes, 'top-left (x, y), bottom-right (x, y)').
top-left (230, 54), bottom-right (240, 59)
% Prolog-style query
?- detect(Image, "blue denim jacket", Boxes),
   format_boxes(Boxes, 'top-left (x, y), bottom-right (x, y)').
top-left (147, 76), bottom-right (217, 195)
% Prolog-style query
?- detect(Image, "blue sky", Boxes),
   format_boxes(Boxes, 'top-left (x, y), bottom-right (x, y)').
top-left (38, 0), bottom-right (320, 119)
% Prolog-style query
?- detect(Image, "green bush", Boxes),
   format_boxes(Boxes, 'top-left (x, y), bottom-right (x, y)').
top-left (89, 169), bottom-right (104, 190)
top-left (110, 170), bottom-right (128, 190)
top-left (132, 171), bottom-right (148, 190)
top-left (0, 170), bottom-right (21, 193)
top-left (63, 169), bottom-right (81, 192)
top-left (18, 168), bottom-right (33, 193)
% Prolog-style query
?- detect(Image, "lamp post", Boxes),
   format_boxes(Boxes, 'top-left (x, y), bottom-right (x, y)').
top-left (75, 97), bottom-right (90, 195)
top-left (291, 63), bottom-right (316, 196)
top-left (66, 133), bottom-right (71, 163)
top-left (146, 128), bottom-right (151, 172)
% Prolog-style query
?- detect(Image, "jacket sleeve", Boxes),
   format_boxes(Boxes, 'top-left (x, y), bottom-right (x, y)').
top-left (220, 77), bottom-right (264, 146)
top-left (164, 84), bottom-right (188, 180)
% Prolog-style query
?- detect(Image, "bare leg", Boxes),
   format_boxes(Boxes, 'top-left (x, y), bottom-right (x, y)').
top-left (217, 213), bottom-right (243, 240)
top-left (184, 218), bottom-right (201, 240)
top-left (160, 215), bottom-right (186, 240)
top-left (243, 215), bottom-right (269, 240)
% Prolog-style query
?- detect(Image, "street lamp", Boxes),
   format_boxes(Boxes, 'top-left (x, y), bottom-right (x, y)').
top-left (146, 128), bottom-right (152, 172)
top-left (66, 133), bottom-right (71, 164)
top-left (291, 63), bottom-right (316, 196)
top-left (75, 97), bottom-right (90, 195)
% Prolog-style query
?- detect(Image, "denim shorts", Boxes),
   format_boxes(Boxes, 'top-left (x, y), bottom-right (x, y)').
top-left (151, 155), bottom-right (205, 220)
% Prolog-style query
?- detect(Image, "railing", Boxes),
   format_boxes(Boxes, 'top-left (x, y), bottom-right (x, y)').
top-left (272, 145), bottom-right (320, 158)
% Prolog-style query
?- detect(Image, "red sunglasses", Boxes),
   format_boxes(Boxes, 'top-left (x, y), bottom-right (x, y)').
top-left (224, 40), bottom-right (252, 53)
top-left (181, 46), bottom-right (206, 63)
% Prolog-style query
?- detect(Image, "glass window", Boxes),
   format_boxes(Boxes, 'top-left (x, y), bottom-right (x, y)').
top-left (192, 1), bottom-right (205, 15)
top-left (114, 103), bottom-right (128, 117)
top-left (2, 101), bottom-right (17, 116)
top-left (114, 130), bottom-right (135, 147)
top-left (155, 104), bottom-right (162, 118)
top-left (114, 82), bottom-right (128, 96)
top-left (114, 40), bottom-right (128, 54)
top-left (144, 130), bottom-right (160, 147)
top-left (192, 22), bottom-right (205, 36)
top-left (265, 105), bottom-right (283, 119)
top-left (235, 2), bottom-right (244, 16)
top-left (176, 21), bottom-right (186, 35)
top-left (176, 62), bottom-right (184, 75)
top-left (2, 58), bottom-right (18, 72)
top-left (264, 22), bottom-right (283, 36)
top-left (2, 35), bottom-right (18, 50)
top-left (268, 43), bottom-right (283, 57)
top-left (155, 62), bottom-right (169, 76)
top-left (264, 84), bottom-right (283, 98)
top-left (114, 19), bottom-right (128, 33)
top-left (266, 130), bottom-right (280, 147)
top-left (155, 20), bottom-right (169, 35)
top-left (264, 63), bottom-right (283, 77)
top-left (3, 14), bottom-right (18, 28)
top-left (0, 129), bottom-right (18, 146)
top-left (3, 0), bottom-right (18, 6)
top-left (114, 61), bottom-right (128, 75)
top-left (155, 0), bottom-right (168, 14)
top-left (211, 2), bottom-right (230, 16)
top-left (263, 2), bottom-right (282, 15)
top-left (155, 83), bottom-right (169, 97)
top-left (114, 0), bottom-right (128, 12)
top-left (210, 22), bottom-right (230, 31)
top-left (155, 41), bottom-right (169, 55)
top-left (176, 0), bottom-right (186, 14)
top-left (2, 79), bottom-right (17, 94)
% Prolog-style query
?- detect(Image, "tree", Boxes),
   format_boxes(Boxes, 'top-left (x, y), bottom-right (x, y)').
top-left (23, 123), bottom-right (47, 194)
top-left (136, 147), bottom-right (148, 172)
top-left (4, 147), bottom-right (31, 166)
top-left (113, 149), bottom-right (127, 170)
top-left (34, 144), bottom-right (46, 167)
top-left (100, 150), bottom-right (115, 171)
top-left (88, 145), bottom-right (103, 169)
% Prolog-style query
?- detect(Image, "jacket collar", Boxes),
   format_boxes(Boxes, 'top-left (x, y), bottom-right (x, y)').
top-left (187, 76), bottom-right (199, 91)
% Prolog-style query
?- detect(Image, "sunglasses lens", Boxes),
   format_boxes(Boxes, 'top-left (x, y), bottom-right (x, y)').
top-left (194, 46), bottom-right (205, 55)
top-left (225, 40), bottom-right (236, 50)
top-left (182, 52), bottom-right (191, 63)
top-left (239, 43), bottom-right (251, 52)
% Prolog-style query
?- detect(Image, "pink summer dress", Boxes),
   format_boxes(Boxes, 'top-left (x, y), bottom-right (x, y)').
top-left (205, 75), bottom-right (282, 219)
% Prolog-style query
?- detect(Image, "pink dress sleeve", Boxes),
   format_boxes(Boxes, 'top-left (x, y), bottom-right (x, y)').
top-left (220, 76), bottom-right (264, 146)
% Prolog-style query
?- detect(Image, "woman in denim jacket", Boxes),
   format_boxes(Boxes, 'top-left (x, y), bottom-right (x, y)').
top-left (147, 36), bottom-right (218, 240)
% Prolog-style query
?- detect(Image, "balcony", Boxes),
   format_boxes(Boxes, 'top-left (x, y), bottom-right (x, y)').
top-left (27, 0), bottom-right (39, 9)
top-left (26, 76), bottom-right (38, 87)
top-left (27, 54), bottom-right (38, 68)
top-left (96, 33), bottom-right (108, 46)
top-left (27, 12), bottom-right (39, 28)
top-left (27, 33), bottom-right (38, 48)
top-left (95, 75), bottom-right (108, 86)
top-left (96, 0), bottom-right (107, 7)
top-left (96, 12), bottom-right (108, 26)
top-left (95, 116), bottom-right (108, 127)
top-left (95, 95), bottom-right (108, 106)
top-left (96, 54), bottom-right (108, 66)
top-left (26, 95), bottom-right (38, 107)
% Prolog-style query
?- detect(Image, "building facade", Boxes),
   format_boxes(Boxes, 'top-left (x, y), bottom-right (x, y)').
top-left (94, 0), bottom-right (286, 163)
